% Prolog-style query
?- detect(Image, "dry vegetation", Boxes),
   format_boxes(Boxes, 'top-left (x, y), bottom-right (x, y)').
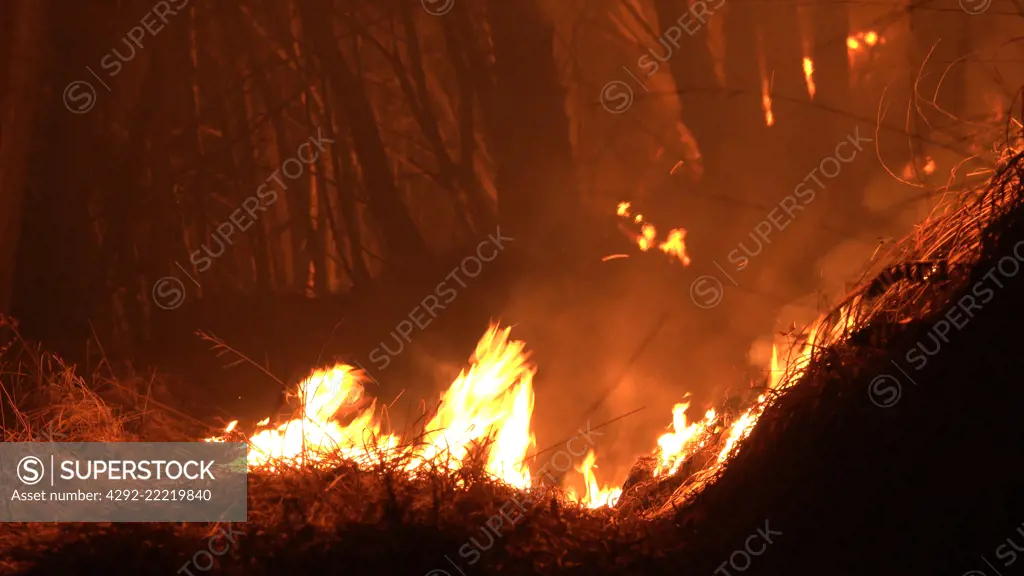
top-left (3, 141), bottom-right (1024, 574)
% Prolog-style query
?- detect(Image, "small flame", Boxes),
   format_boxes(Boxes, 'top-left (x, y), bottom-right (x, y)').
top-left (639, 223), bottom-right (657, 251)
top-left (717, 401), bottom-right (762, 463)
top-left (617, 202), bottom-right (691, 266)
top-left (923, 157), bottom-right (936, 175)
top-left (653, 402), bottom-right (715, 477)
top-left (802, 57), bottom-right (816, 99)
top-left (658, 229), bottom-right (692, 266)
top-left (570, 450), bottom-right (622, 509)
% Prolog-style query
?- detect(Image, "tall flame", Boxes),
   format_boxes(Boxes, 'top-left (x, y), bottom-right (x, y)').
top-left (413, 325), bottom-right (536, 488)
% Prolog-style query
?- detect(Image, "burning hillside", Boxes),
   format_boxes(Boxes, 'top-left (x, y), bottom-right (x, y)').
top-left (4, 145), bottom-right (1024, 573)
top-left (202, 302), bottom-right (851, 512)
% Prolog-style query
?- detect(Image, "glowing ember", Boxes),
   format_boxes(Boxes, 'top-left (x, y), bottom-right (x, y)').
top-left (802, 57), bottom-right (816, 99)
top-left (639, 223), bottom-right (657, 251)
top-left (658, 229), bottom-right (692, 265)
top-left (902, 156), bottom-right (937, 179)
top-left (616, 202), bottom-right (691, 266)
top-left (848, 30), bottom-right (883, 52)
top-left (601, 254), bottom-right (630, 262)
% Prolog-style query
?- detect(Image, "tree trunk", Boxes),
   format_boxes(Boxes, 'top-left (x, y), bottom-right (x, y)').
top-left (298, 0), bottom-right (430, 274)
top-left (652, 0), bottom-right (722, 169)
top-left (0, 0), bottom-right (49, 314)
top-left (485, 0), bottom-right (581, 270)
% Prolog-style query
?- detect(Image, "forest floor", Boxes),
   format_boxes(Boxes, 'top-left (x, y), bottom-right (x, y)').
top-left (4, 153), bottom-right (1024, 576)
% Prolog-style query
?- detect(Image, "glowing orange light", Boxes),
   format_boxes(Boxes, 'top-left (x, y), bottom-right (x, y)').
top-left (802, 57), bottom-right (816, 99)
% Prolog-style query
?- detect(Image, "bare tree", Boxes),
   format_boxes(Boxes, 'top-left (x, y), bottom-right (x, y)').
top-left (0, 0), bottom-right (49, 313)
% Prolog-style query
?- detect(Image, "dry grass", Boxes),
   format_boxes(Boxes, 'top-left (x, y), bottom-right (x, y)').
top-left (4, 137), bottom-right (1024, 573)
top-left (606, 138), bottom-right (1024, 519)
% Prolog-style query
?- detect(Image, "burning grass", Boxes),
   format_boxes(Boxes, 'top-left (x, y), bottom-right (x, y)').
top-left (4, 141), bottom-right (1024, 573)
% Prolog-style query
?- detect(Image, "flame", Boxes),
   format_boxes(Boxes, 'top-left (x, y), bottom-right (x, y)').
top-left (757, 33), bottom-right (773, 127)
top-left (412, 325), bottom-right (536, 488)
top-left (568, 450), bottom-right (622, 509)
top-left (616, 202), bottom-right (691, 266)
top-left (639, 223), bottom-right (657, 251)
top-left (653, 402), bottom-right (715, 477)
top-left (717, 400), bottom-right (762, 463)
top-left (847, 37), bottom-right (859, 50)
top-left (802, 57), bottom-right (816, 100)
top-left (658, 229), bottom-right (692, 265)
top-left (205, 365), bottom-right (401, 469)
top-left (204, 298), bottom-right (862, 511)
top-left (769, 343), bottom-right (783, 390)
top-left (864, 31), bottom-right (878, 47)
top-left (207, 324), bottom-right (535, 489)
top-left (601, 254), bottom-right (630, 262)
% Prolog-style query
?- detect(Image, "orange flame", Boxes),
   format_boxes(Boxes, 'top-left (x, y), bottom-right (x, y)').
top-left (412, 325), bottom-right (536, 488)
top-left (616, 202), bottom-right (691, 266)
top-left (802, 57), bottom-right (816, 100)
top-left (653, 402), bottom-right (715, 477)
top-left (567, 450), bottom-right (622, 509)
top-left (206, 299), bottom-right (861, 511)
